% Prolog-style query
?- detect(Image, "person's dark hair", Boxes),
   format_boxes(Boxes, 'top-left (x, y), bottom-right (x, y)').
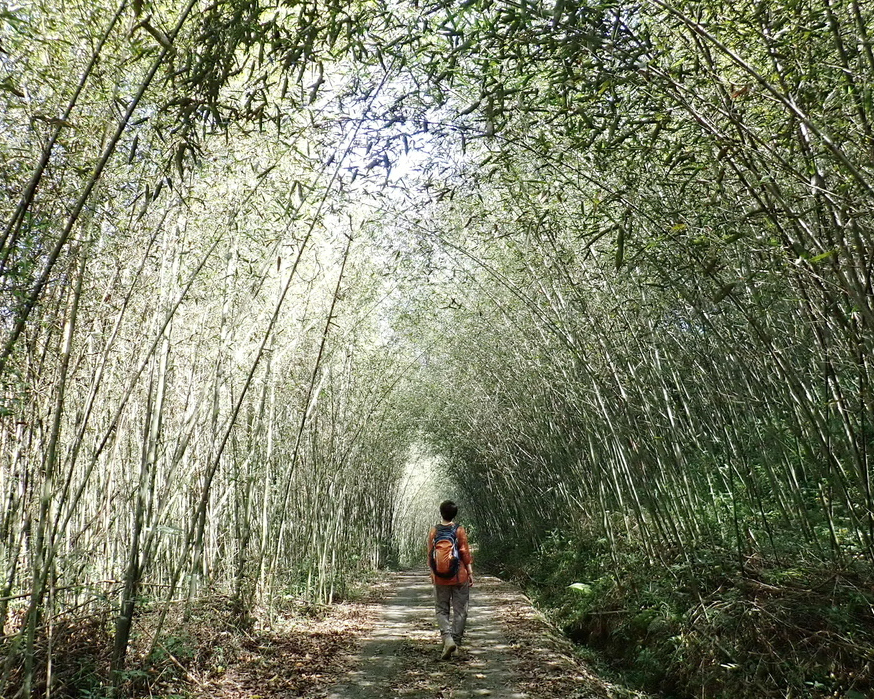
top-left (440, 500), bottom-right (458, 521)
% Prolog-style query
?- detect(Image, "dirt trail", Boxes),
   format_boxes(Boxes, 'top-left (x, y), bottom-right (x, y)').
top-left (193, 570), bottom-right (645, 699)
top-left (323, 570), bottom-right (643, 699)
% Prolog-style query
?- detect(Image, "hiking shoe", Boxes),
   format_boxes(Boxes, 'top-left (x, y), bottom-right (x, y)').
top-left (441, 637), bottom-right (457, 660)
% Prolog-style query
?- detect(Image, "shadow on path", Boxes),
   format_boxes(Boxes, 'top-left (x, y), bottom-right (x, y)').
top-left (326, 570), bottom-right (526, 698)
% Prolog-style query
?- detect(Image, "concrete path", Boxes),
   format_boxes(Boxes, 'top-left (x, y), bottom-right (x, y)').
top-left (325, 571), bottom-right (527, 698)
top-left (197, 569), bottom-right (645, 699)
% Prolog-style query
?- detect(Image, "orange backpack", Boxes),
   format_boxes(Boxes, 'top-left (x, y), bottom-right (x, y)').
top-left (430, 524), bottom-right (460, 579)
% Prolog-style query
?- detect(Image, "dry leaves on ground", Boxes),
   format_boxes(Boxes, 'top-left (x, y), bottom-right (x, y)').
top-left (191, 602), bottom-right (377, 699)
top-left (493, 589), bottom-right (648, 699)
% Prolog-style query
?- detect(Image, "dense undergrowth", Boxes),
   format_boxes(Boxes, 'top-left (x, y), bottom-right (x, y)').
top-left (1, 595), bottom-right (241, 697)
top-left (486, 530), bottom-right (874, 699)
top-left (0, 577), bottom-right (380, 698)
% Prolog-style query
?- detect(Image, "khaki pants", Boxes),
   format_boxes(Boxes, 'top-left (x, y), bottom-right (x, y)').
top-left (434, 582), bottom-right (470, 643)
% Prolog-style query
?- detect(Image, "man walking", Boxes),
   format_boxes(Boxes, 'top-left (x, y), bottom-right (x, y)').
top-left (427, 500), bottom-right (474, 659)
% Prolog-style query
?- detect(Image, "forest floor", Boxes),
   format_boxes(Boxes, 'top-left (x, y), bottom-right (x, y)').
top-left (184, 570), bottom-right (648, 699)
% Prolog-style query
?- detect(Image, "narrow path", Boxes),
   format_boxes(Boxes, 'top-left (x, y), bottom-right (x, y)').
top-left (325, 571), bottom-right (524, 698)
top-left (324, 570), bottom-right (644, 699)
top-left (193, 570), bottom-right (647, 699)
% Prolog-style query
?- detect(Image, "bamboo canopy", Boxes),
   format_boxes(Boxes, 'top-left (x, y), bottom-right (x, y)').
top-left (0, 0), bottom-right (872, 695)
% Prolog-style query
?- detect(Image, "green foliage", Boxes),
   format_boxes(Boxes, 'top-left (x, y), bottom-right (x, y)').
top-left (491, 529), bottom-right (874, 699)
top-left (148, 633), bottom-right (195, 664)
